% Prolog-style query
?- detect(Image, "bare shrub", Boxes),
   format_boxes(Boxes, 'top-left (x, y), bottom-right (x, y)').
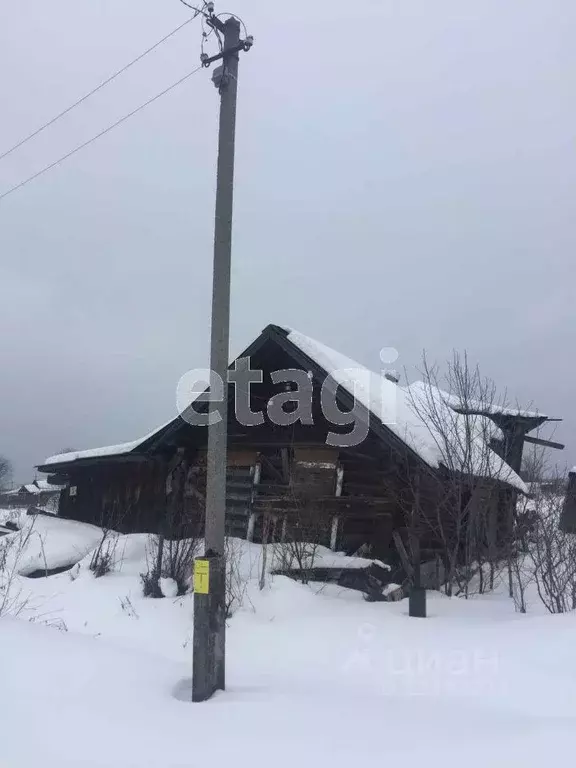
top-left (529, 487), bottom-right (576, 613)
top-left (516, 442), bottom-right (574, 614)
top-left (402, 351), bottom-right (524, 598)
top-left (0, 523), bottom-right (36, 618)
top-left (143, 533), bottom-right (200, 597)
top-left (259, 510), bottom-right (272, 591)
top-left (141, 451), bottom-right (202, 598)
top-left (225, 537), bottom-right (252, 618)
top-left (119, 595), bottom-right (139, 618)
top-left (273, 500), bottom-right (325, 584)
top-left (508, 550), bottom-right (533, 613)
top-left (30, 615), bottom-right (68, 632)
top-left (141, 533), bottom-right (163, 598)
top-left (141, 568), bottom-right (163, 598)
top-left (89, 494), bottom-right (132, 577)
top-left (0, 455), bottom-right (12, 492)
top-left (273, 538), bottom-right (320, 584)
top-left (161, 536), bottom-right (200, 595)
top-left (89, 531), bottom-right (118, 578)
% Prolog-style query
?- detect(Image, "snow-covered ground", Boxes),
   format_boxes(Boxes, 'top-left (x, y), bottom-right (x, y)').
top-left (1, 516), bottom-right (576, 768)
top-left (2, 510), bottom-right (103, 575)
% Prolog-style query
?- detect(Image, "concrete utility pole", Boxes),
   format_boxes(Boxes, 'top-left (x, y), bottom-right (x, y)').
top-left (192, 12), bottom-right (252, 703)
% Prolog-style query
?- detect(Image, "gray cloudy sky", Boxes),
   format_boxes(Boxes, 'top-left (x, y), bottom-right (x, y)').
top-left (1, 0), bottom-right (574, 483)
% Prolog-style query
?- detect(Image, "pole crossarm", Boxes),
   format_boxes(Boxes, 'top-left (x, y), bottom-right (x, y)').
top-left (200, 38), bottom-right (253, 67)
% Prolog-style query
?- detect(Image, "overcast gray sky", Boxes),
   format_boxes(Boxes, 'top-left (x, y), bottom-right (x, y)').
top-left (1, 0), bottom-right (574, 483)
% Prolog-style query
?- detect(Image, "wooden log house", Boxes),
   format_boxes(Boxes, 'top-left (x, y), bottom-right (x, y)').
top-left (37, 325), bottom-right (556, 563)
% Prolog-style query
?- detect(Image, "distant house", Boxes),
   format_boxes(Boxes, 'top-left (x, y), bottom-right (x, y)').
top-left (0, 479), bottom-right (63, 509)
top-left (37, 324), bottom-right (561, 563)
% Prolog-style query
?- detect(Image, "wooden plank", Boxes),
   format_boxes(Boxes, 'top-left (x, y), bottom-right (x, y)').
top-left (255, 482), bottom-right (291, 496)
top-left (253, 496), bottom-right (394, 515)
top-left (341, 483), bottom-right (386, 496)
top-left (227, 449), bottom-right (259, 467)
top-left (281, 448), bottom-right (290, 482)
top-left (293, 446), bottom-right (339, 465)
top-left (524, 435), bottom-right (565, 451)
top-left (194, 448), bottom-right (258, 467)
top-left (253, 495), bottom-right (396, 506)
top-left (392, 530), bottom-right (414, 578)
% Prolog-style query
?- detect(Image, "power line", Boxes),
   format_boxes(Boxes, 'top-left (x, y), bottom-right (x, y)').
top-left (0, 13), bottom-right (204, 163)
top-left (179, 0), bottom-right (210, 12)
top-left (0, 66), bottom-right (203, 203)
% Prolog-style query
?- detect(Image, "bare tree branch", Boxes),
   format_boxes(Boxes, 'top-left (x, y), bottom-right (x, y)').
top-left (0, 455), bottom-right (13, 491)
top-left (396, 351), bottom-right (518, 597)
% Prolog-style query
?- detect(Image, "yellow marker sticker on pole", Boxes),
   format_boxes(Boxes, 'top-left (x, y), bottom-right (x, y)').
top-left (194, 559), bottom-right (210, 594)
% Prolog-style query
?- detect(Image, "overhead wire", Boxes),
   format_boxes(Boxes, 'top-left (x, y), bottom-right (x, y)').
top-left (0, 12), bottom-right (204, 163)
top-left (178, 0), bottom-right (209, 14)
top-left (0, 1), bottom-right (251, 201)
top-left (0, 65), bottom-right (203, 203)
top-left (201, 15), bottom-right (221, 58)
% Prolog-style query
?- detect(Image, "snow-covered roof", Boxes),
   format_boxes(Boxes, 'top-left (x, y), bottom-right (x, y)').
top-left (3, 480), bottom-right (63, 495)
top-left (34, 479), bottom-right (64, 492)
top-left (285, 329), bottom-right (527, 493)
top-left (43, 439), bottom-right (145, 467)
top-left (401, 381), bottom-right (525, 491)
top-left (440, 391), bottom-right (546, 420)
top-left (2, 485), bottom-right (40, 496)
top-left (286, 329), bottom-right (442, 466)
top-left (41, 418), bottom-right (175, 467)
top-left (407, 382), bottom-right (505, 442)
top-left (40, 324), bottom-right (527, 493)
